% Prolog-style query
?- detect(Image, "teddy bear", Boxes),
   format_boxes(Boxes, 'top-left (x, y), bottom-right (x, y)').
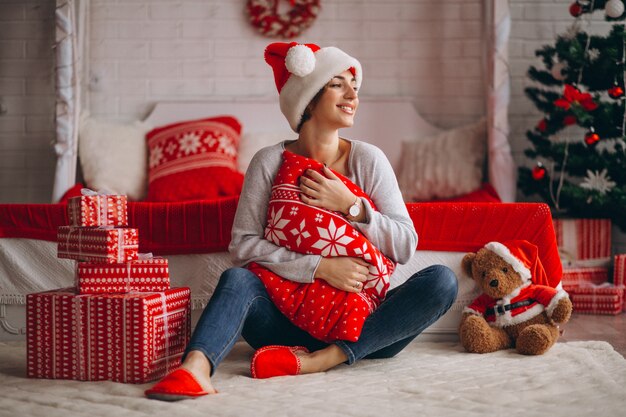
top-left (459, 239), bottom-right (573, 355)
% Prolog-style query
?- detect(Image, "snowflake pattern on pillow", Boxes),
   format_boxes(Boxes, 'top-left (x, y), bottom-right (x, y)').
top-left (146, 116), bottom-right (244, 201)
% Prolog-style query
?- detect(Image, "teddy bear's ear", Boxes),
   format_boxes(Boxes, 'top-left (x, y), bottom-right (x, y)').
top-left (461, 253), bottom-right (476, 278)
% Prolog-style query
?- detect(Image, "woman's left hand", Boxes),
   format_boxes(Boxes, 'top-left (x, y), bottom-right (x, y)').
top-left (299, 166), bottom-right (354, 214)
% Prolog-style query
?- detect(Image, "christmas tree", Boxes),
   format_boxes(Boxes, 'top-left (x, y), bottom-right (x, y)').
top-left (518, 0), bottom-right (626, 231)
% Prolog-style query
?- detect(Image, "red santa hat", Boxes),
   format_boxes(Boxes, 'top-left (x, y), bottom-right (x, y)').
top-left (264, 42), bottom-right (363, 132)
top-left (484, 240), bottom-right (550, 287)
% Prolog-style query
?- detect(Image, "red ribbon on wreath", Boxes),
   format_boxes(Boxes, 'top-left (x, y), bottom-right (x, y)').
top-left (247, 0), bottom-right (321, 38)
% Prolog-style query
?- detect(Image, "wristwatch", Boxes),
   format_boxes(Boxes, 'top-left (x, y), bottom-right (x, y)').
top-left (348, 197), bottom-right (361, 218)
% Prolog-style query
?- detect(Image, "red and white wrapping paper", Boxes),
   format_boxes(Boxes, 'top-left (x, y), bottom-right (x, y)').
top-left (57, 226), bottom-right (138, 264)
top-left (567, 284), bottom-right (624, 315)
top-left (561, 267), bottom-right (608, 289)
top-left (27, 287), bottom-right (190, 383)
top-left (67, 192), bottom-right (128, 227)
top-left (613, 254), bottom-right (626, 311)
top-left (552, 218), bottom-right (611, 266)
top-left (76, 257), bottom-right (170, 294)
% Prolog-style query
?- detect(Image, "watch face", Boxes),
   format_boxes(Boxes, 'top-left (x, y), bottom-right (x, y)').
top-left (349, 203), bottom-right (360, 217)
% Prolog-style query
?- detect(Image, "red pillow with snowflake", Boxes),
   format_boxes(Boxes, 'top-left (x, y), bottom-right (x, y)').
top-left (145, 116), bottom-right (244, 202)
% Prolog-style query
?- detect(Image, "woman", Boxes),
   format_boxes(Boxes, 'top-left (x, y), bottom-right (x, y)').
top-left (145, 42), bottom-right (458, 401)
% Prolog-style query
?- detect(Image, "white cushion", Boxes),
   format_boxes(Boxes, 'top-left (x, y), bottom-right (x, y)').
top-left (237, 131), bottom-right (297, 173)
top-left (78, 117), bottom-right (152, 201)
top-left (397, 119), bottom-right (487, 201)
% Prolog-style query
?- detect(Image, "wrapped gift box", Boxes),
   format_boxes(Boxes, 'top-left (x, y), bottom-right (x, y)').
top-left (77, 257), bottom-right (170, 294)
top-left (27, 287), bottom-right (190, 383)
top-left (567, 285), bottom-right (624, 315)
top-left (614, 254), bottom-right (626, 311)
top-left (561, 266), bottom-right (608, 289)
top-left (57, 226), bottom-right (138, 264)
top-left (552, 218), bottom-right (611, 266)
top-left (67, 194), bottom-right (128, 227)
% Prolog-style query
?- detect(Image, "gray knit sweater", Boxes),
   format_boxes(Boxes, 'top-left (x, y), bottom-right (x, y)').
top-left (228, 139), bottom-right (418, 283)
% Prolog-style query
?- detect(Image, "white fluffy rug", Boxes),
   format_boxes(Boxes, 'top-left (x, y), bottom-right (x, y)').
top-left (1, 340), bottom-right (625, 417)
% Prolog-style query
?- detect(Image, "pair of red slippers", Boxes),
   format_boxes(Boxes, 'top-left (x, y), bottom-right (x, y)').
top-left (145, 345), bottom-right (308, 401)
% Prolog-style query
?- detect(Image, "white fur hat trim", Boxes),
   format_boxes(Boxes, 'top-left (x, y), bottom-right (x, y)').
top-left (280, 47), bottom-right (362, 132)
top-left (484, 242), bottom-right (532, 282)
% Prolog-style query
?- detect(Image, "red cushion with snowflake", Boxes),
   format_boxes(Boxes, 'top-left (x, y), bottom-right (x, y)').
top-left (145, 116), bottom-right (244, 202)
top-left (248, 150), bottom-right (396, 343)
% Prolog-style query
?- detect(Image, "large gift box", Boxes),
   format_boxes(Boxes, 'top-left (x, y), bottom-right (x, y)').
top-left (561, 267), bottom-right (609, 289)
top-left (67, 193), bottom-right (128, 227)
top-left (27, 287), bottom-right (190, 383)
top-left (567, 284), bottom-right (624, 315)
top-left (552, 218), bottom-right (611, 266)
top-left (57, 226), bottom-right (138, 263)
top-left (76, 257), bottom-right (170, 294)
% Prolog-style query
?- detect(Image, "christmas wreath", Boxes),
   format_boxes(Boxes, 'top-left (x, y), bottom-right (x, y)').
top-left (247, 0), bottom-right (321, 38)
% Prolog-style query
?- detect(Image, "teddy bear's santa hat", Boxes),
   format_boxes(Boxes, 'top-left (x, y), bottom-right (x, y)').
top-left (484, 240), bottom-right (554, 287)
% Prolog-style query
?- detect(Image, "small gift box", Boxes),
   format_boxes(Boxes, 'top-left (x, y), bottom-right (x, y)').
top-left (567, 284), bottom-right (624, 315)
top-left (613, 254), bottom-right (626, 311)
top-left (561, 266), bottom-right (609, 289)
top-left (67, 190), bottom-right (128, 227)
top-left (57, 226), bottom-right (138, 264)
top-left (26, 287), bottom-right (191, 383)
top-left (76, 256), bottom-right (170, 294)
top-left (552, 218), bottom-right (611, 266)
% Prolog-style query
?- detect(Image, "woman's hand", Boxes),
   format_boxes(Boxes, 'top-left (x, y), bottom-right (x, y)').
top-left (299, 166), bottom-right (355, 214)
top-left (314, 257), bottom-right (370, 293)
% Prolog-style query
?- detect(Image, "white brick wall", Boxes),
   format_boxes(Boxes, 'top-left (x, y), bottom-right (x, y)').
top-left (0, 0), bottom-right (485, 203)
top-left (0, 0), bottom-right (55, 203)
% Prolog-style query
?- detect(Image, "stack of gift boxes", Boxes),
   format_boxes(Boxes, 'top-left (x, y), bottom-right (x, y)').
top-left (553, 218), bottom-right (625, 315)
top-left (27, 193), bottom-right (191, 383)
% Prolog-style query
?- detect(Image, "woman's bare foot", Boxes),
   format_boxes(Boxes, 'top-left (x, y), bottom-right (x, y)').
top-left (295, 345), bottom-right (348, 374)
top-left (182, 350), bottom-right (218, 394)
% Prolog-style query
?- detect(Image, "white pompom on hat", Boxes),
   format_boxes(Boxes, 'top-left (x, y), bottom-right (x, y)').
top-left (265, 42), bottom-right (363, 132)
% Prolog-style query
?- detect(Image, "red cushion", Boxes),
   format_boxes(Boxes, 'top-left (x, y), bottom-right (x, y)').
top-left (146, 116), bottom-right (244, 202)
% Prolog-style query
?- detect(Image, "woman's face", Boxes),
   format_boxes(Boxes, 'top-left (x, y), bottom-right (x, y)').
top-left (310, 69), bottom-right (359, 129)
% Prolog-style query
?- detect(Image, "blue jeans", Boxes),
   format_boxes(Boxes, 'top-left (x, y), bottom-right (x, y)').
top-left (184, 265), bottom-right (458, 375)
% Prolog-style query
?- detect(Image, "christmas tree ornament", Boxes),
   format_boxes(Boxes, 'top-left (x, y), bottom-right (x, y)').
top-left (537, 118), bottom-right (548, 132)
top-left (605, 0), bottom-right (625, 18)
top-left (580, 169), bottom-right (616, 194)
top-left (532, 162), bottom-right (547, 180)
top-left (587, 48), bottom-right (600, 62)
top-left (584, 128), bottom-right (600, 146)
top-left (563, 115), bottom-right (577, 126)
top-left (608, 83), bottom-right (624, 98)
top-left (569, 1), bottom-right (584, 17)
top-left (554, 84), bottom-right (598, 111)
top-left (551, 62), bottom-right (568, 81)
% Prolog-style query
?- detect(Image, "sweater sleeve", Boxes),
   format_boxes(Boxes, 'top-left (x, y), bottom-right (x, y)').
top-left (228, 145), bottom-right (321, 283)
top-left (350, 143), bottom-right (418, 264)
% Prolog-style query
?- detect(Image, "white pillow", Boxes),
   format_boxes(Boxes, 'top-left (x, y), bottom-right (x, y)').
top-left (397, 119), bottom-right (487, 201)
top-left (78, 117), bottom-right (152, 201)
top-left (238, 131), bottom-right (297, 173)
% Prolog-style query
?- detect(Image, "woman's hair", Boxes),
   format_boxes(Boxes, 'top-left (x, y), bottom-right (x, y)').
top-left (296, 85), bottom-right (327, 133)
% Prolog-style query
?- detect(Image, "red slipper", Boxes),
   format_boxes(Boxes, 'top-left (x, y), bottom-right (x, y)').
top-left (250, 345), bottom-right (309, 379)
top-left (144, 368), bottom-right (210, 401)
